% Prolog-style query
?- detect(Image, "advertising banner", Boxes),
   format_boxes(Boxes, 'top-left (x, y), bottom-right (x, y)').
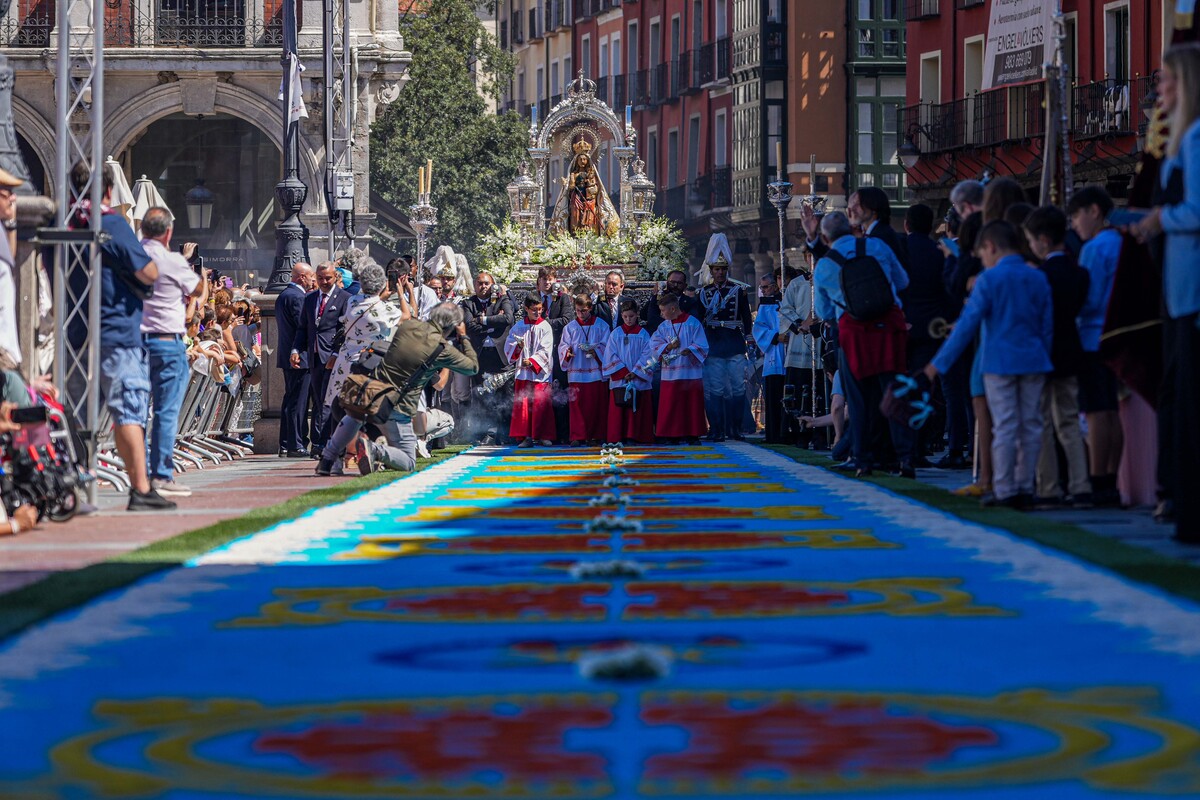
top-left (983, 0), bottom-right (1054, 89)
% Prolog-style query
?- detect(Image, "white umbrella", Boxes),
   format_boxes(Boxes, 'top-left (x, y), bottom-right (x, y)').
top-left (104, 157), bottom-right (136, 231)
top-left (131, 174), bottom-right (173, 230)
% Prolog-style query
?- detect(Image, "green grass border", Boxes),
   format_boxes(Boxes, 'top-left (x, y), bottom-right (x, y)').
top-left (0, 445), bottom-right (471, 643)
top-left (766, 445), bottom-right (1200, 604)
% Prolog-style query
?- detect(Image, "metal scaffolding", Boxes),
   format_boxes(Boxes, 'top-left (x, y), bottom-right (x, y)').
top-left (324, 0), bottom-right (356, 258)
top-left (46, 0), bottom-right (105, 502)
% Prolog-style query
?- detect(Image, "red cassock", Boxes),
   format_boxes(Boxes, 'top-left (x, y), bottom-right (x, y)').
top-left (510, 380), bottom-right (556, 441)
top-left (569, 382), bottom-right (609, 441)
top-left (607, 388), bottom-right (655, 443)
top-left (656, 379), bottom-right (707, 438)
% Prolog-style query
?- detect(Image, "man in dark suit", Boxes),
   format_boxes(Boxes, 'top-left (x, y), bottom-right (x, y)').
top-left (800, 188), bottom-right (909, 270)
top-left (290, 262), bottom-right (351, 457)
top-left (900, 204), bottom-right (952, 464)
top-left (275, 262), bottom-right (314, 457)
top-left (643, 269), bottom-right (699, 332)
top-left (462, 271), bottom-right (516, 443)
top-left (595, 270), bottom-right (633, 328)
top-left (531, 267), bottom-right (572, 442)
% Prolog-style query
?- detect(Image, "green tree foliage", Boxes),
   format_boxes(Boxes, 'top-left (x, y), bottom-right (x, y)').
top-left (371, 0), bottom-right (527, 263)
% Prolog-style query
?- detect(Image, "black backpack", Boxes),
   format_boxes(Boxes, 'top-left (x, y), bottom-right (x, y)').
top-left (829, 239), bottom-right (894, 321)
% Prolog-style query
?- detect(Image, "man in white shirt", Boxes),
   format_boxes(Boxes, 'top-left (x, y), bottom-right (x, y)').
top-left (139, 207), bottom-right (207, 497)
top-left (0, 167), bottom-right (23, 365)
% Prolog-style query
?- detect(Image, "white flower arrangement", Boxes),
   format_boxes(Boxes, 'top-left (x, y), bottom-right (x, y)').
top-left (636, 216), bottom-right (689, 281)
top-left (600, 445), bottom-right (625, 456)
top-left (475, 220), bottom-right (526, 283)
top-left (577, 643), bottom-right (673, 681)
top-left (603, 475), bottom-right (639, 488)
top-left (599, 454), bottom-right (624, 467)
top-left (584, 513), bottom-right (643, 534)
top-left (568, 559), bottom-right (647, 579)
top-left (587, 493), bottom-right (629, 508)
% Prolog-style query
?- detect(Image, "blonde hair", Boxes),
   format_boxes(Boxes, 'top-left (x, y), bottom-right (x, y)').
top-left (1165, 44), bottom-right (1200, 157)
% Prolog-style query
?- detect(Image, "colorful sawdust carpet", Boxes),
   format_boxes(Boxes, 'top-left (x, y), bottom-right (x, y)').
top-left (2, 443), bottom-right (1200, 798)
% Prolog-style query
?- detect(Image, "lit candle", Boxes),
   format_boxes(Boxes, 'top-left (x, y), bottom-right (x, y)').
top-left (418, 167), bottom-right (425, 196)
top-left (426, 159), bottom-right (433, 194)
top-left (809, 154), bottom-right (817, 190)
top-left (626, 105), bottom-right (632, 127)
top-left (776, 141), bottom-right (783, 181)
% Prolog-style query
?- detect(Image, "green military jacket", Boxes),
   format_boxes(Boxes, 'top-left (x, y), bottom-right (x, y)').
top-left (378, 319), bottom-right (478, 417)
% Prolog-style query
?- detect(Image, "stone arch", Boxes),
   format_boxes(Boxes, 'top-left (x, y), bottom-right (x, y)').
top-left (12, 97), bottom-right (56, 195)
top-left (105, 82), bottom-right (324, 214)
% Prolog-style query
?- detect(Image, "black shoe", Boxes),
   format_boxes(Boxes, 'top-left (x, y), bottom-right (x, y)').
top-left (933, 454), bottom-right (970, 470)
top-left (1066, 493), bottom-right (1094, 509)
top-left (1033, 495), bottom-right (1064, 510)
top-left (981, 493), bottom-right (1025, 510)
top-left (891, 463), bottom-right (916, 479)
top-left (309, 448), bottom-right (323, 461)
top-left (854, 468), bottom-right (873, 479)
top-left (284, 449), bottom-right (310, 459)
top-left (832, 460), bottom-right (856, 472)
top-left (1154, 499), bottom-right (1175, 524)
top-left (128, 488), bottom-right (177, 512)
top-left (1094, 488), bottom-right (1123, 508)
top-left (314, 457), bottom-right (336, 477)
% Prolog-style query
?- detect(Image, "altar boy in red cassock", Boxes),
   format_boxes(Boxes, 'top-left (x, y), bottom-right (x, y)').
top-left (641, 293), bottom-right (709, 443)
top-left (506, 294), bottom-right (557, 447)
top-left (602, 300), bottom-right (655, 444)
top-left (559, 293), bottom-right (612, 445)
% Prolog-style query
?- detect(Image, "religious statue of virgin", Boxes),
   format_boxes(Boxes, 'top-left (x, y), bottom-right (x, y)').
top-left (551, 138), bottom-right (620, 238)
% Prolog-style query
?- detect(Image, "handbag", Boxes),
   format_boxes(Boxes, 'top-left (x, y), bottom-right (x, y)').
top-left (338, 342), bottom-right (446, 424)
top-left (612, 382), bottom-right (639, 410)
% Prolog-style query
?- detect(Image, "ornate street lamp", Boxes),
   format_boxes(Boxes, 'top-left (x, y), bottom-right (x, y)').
top-left (628, 158), bottom-right (655, 242)
top-left (185, 179), bottom-right (215, 230)
top-left (507, 161), bottom-right (538, 261)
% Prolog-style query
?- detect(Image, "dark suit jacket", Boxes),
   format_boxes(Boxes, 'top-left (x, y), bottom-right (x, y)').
top-left (595, 293), bottom-right (633, 328)
top-left (1039, 251), bottom-right (1090, 377)
top-left (900, 233), bottom-right (951, 342)
top-left (532, 289), bottom-right (573, 339)
top-left (295, 286), bottom-right (351, 366)
top-left (643, 291), bottom-right (699, 333)
top-left (275, 283), bottom-right (308, 370)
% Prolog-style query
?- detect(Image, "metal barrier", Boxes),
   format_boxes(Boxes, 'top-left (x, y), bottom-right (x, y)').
top-left (91, 366), bottom-right (262, 490)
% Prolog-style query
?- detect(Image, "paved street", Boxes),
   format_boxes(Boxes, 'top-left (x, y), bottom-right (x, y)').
top-left (2, 443), bottom-right (1200, 798)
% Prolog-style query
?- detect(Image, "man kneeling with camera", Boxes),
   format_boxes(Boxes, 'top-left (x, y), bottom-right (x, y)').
top-left (321, 302), bottom-right (478, 475)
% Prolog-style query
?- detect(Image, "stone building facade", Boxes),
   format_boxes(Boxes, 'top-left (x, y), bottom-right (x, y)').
top-left (1, 0), bottom-right (411, 280)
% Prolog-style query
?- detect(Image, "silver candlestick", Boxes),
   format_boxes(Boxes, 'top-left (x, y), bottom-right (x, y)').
top-left (409, 193), bottom-right (438, 273)
top-left (767, 177), bottom-right (793, 290)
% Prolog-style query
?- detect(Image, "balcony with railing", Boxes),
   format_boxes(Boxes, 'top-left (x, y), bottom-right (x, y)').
top-left (1072, 76), bottom-right (1156, 140)
top-left (2, 0), bottom-right (284, 48)
top-left (611, 73), bottom-right (627, 109)
top-left (650, 62), bottom-right (669, 106)
top-left (695, 37), bottom-right (732, 86)
top-left (906, 0), bottom-right (940, 19)
top-left (629, 70), bottom-right (651, 109)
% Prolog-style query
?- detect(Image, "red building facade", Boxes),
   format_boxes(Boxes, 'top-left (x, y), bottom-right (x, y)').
top-left (901, 0), bottom-right (1168, 207)
top-left (571, 0), bottom-right (734, 258)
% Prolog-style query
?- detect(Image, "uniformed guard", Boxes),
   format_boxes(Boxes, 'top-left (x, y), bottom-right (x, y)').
top-left (697, 233), bottom-right (753, 441)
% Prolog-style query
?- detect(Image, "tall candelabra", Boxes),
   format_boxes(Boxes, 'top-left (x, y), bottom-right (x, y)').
top-left (766, 176), bottom-right (793, 290)
top-left (409, 193), bottom-right (438, 273)
top-left (800, 156), bottom-right (830, 428)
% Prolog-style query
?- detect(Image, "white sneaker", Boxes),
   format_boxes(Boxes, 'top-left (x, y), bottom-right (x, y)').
top-left (151, 479), bottom-right (192, 498)
top-left (416, 438), bottom-right (431, 459)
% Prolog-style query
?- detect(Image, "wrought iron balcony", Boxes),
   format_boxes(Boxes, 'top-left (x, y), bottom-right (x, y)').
top-left (2, 2), bottom-right (283, 48)
top-left (659, 185), bottom-right (687, 221)
top-left (711, 166), bottom-right (732, 209)
top-left (0, 13), bottom-right (52, 47)
top-left (650, 62), bottom-right (669, 106)
top-left (697, 38), bottom-right (732, 86)
top-left (1072, 77), bottom-right (1153, 140)
top-left (595, 76), bottom-right (611, 105)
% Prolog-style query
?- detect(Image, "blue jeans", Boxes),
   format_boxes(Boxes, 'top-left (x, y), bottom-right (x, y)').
top-left (145, 336), bottom-right (190, 481)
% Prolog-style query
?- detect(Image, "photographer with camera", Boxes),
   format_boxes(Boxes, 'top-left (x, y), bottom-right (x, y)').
top-left (139, 209), bottom-right (208, 498)
top-left (324, 302), bottom-right (478, 475)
